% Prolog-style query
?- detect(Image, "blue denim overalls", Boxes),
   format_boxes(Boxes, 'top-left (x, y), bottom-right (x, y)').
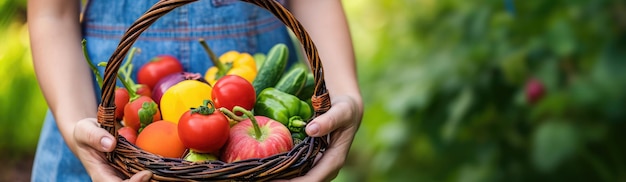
top-left (31, 0), bottom-right (295, 181)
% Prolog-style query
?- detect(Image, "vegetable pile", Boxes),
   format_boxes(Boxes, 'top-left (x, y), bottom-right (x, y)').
top-left (85, 39), bottom-right (316, 162)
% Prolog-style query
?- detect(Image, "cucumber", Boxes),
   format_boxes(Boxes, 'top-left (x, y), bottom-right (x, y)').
top-left (275, 66), bottom-right (307, 96)
top-left (252, 44), bottom-right (288, 95)
top-left (297, 72), bottom-right (315, 101)
top-left (253, 53), bottom-right (266, 71)
top-left (287, 62), bottom-right (315, 101)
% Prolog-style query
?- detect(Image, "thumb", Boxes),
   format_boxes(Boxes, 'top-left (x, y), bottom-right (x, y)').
top-left (74, 118), bottom-right (117, 152)
top-left (124, 170), bottom-right (153, 182)
top-left (305, 100), bottom-right (353, 137)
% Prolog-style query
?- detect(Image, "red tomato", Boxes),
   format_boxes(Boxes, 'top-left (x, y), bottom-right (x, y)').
top-left (178, 101), bottom-right (230, 154)
top-left (123, 96), bottom-right (161, 131)
top-left (135, 84), bottom-right (152, 98)
top-left (136, 120), bottom-right (186, 158)
top-left (137, 55), bottom-right (184, 90)
top-left (114, 87), bottom-right (130, 120)
top-left (212, 75), bottom-right (256, 114)
top-left (118, 126), bottom-right (137, 144)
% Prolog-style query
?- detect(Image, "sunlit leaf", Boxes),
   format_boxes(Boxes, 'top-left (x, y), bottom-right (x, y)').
top-left (442, 87), bottom-right (473, 142)
top-left (532, 120), bottom-right (578, 172)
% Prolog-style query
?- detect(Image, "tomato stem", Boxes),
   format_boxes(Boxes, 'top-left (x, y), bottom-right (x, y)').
top-left (199, 39), bottom-right (227, 77)
top-left (121, 47), bottom-right (140, 86)
top-left (287, 116), bottom-right (307, 133)
top-left (118, 71), bottom-right (139, 101)
top-left (82, 39), bottom-right (103, 88)
top-left (233, 106), bottom-right (262, 139)
top-left (191, 100), bottom-right (216, 115)
top-left (101, 61), bottom-right (139, 101)
top-left (99, 48), bottom-right (141, 101)
top-left (138, 101), bottom-right (158, 133)
top-left (219, 107), bottom-right (247, 122)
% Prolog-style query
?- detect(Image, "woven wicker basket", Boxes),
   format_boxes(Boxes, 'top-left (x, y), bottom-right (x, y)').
top-left (96, 0), bottom-right (331, 181)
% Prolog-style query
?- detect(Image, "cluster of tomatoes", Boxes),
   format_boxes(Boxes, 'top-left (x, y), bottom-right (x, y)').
top-left (111, 53), bottom-right (293, 163)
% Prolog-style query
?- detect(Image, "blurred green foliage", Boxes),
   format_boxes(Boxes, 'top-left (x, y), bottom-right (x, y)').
top-left (2, 0), bottom-right (626, 181)
top-left (0, 0), bottom-right (26, 26)
top-left (0, 0), bottom-right (44, 159)
top-left (340, 0), bottom-right (626, 181)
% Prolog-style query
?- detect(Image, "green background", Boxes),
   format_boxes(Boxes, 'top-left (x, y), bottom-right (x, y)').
top-left (2, 0), bottom-right (626, 181)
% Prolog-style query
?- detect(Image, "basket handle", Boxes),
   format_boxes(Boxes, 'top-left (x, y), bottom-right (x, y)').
top-left (97, 0), bottom-right (330, 143)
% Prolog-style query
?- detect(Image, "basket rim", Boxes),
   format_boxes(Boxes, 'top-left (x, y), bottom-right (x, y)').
top-left (95, 0), bottom-right (332, 180)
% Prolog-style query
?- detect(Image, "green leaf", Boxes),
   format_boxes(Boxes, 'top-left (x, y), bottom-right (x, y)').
top-left (138, 101), bottom-right (158, 133)
top-left (547, 20), bottom-right (576, 57)
top-left (532, 120), bottom-right (578, 172)
top-left (499, 50), bottom-right (528, 84)
top-left (442, 87), bottom-right (473, 142)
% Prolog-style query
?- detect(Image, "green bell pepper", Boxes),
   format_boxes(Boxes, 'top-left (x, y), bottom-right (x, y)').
top-left (254, 88), bottom-right (312, 138)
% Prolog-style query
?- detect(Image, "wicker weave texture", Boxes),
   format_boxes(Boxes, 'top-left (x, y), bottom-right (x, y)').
top-left (96, 0), bottom-right (331, 181)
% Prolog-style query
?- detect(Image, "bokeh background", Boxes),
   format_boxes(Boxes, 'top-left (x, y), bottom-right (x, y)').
top-left (2, 0), bottom-right (626, 181)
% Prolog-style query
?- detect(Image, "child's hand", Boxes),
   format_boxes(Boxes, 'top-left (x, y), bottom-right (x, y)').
top-left (73, 118), bottom-right (153, 182)
top-left (279, 95), bottom-right (363, 182)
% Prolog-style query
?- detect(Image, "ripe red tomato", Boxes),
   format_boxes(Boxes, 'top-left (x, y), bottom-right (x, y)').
top-left (135, 84), bottom-right (152, 98)
top-left (136, 120), bottom-right (186, 158)
top-left (114, 87), bottom-right (130, 120)
top-left (178, 101), bottom-right (230, 154)
top-left (123, 96), bottom-right (161, 131)
top-left (118, 126), bottom-right (137, 144)
top-left (212, 75), bottom-right (256, 114)
top-left (137, 55), bottom-right (184, 90)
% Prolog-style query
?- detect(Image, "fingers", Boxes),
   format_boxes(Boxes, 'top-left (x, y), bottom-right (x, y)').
top-left (305, 101), bottom-right (347, 137)
top-left (74, 118), bottom-right (116, 152)
top-left (73, 96), bottom-right (361, 182)
top-left (306, 96), bottom-right (360, 137)
top-left (72, 118), bottom-right (152, 182)
top-left (90, 172), bottom-right (125, 182)
top-left (270, 153), bottom-right (336, 182)
top-left (124, 171), bottom-right (153, 182)
top-left (289, 148), bottom-right (343, 182)
top-left (294, 95), bottom-right (362, 181)
top-left (83, 159), bottom-right (152, 182)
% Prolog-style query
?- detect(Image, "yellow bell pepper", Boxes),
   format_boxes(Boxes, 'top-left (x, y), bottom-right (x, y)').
top-left (199, 39), bottom-right (257, 85)
top-left (160, 80), bottom-right (212, 123)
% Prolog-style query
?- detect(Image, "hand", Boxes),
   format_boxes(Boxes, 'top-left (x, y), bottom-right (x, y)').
top-left (73, 118), bottom-right (153, 182)
top-left (282, 95), bottom-right (363, 182)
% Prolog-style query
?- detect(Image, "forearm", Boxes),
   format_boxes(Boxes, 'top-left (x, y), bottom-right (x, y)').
top-left (290, 0), bottom-right (362, 104)
top-left (28, 0), bottom-right (97, 153)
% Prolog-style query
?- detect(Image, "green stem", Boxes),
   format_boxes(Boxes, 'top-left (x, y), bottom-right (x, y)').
top-left (219, 108), bottom-right (247, 122)
top-left (121, 47), bottom-right (140, 85)
top-left (288, 116), bottom-right (307, 133)
top-left (191, 100), bottom-right (216, 115)
top-left (98, 47), bottom-right (141, 100)
top-left (233, 106), bottom-right (262, 139)
top-left (120, 74), bottom-right (138, 100)
top-left (103, 61), bottom-right (138, 100)
top-left (99, 62), bottom-right (138, 100)
top-left (81, 39), bottom-right (103, 88)
top-left (199, 38), bottom-right (226, 76)
top-left (119, 72), bottom-right (139, 100)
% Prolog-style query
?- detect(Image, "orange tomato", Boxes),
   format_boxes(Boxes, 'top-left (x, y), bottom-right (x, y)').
top-left (136, 120), bottom-right (186, 158)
